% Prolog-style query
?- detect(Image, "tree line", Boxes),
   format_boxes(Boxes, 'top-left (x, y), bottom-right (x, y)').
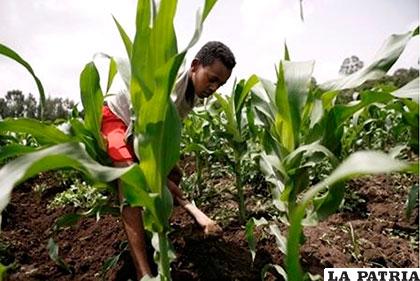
top-left (0, 90), bottom-right (76, 121)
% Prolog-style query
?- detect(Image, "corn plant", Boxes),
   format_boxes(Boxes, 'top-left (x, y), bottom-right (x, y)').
top-left (212, 75), bottom-right (259, 221)
top-left (180, 112), bottom-right (214, 196)
top-left (287, 151), bottom-right (417, 281)
top-left (246, 27), bottom-right (419, 280)
top-left (0, 0), bottom-right (218, 280)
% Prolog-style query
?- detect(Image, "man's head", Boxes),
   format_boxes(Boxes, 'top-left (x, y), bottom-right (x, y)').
top-left (189, 41), bottom-right (236, 98)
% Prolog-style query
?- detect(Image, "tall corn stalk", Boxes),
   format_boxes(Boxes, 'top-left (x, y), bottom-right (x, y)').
top-left (213, 75), bottom-right (258, 221)
top-left (0, 0), bottom-right (218, 280)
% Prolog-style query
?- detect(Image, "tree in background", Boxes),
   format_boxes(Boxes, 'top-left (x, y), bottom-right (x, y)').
top-left (0, 90), bottom-right (75, 121)
top-left (339, 55), bottom-right (364, 75)
top-left (392, 67), bottom-right (419, 87)
top-left (1, 90), bottom-right (25, 117)
top-left (42, 97), bottom-right (75, 121)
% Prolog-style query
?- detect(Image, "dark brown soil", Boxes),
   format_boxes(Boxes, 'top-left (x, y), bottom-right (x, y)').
top-left (301, 174), bottom-right (419, 274)
top-left (0, 170), bottom-right (418, 280)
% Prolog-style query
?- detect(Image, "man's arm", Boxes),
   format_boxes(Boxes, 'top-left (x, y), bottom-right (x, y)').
top-left (167, 177), bottom-right (222, 236)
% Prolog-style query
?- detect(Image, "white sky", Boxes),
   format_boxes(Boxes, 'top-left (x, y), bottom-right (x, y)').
top-left (0, 0), bottom-right (418, 103)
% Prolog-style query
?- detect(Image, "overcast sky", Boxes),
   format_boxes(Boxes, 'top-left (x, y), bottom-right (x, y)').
top-left (0, 0), bottom-right (418, 102)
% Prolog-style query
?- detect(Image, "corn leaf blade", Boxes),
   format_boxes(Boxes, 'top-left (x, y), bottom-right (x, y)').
top-left (0, 118), bottom-right (72, 145)
top-left (0, 43), bottom-right (46, 118)
top-left (320, 27), bottom-right (419, 91)
top-left (80, 62), bottom-right (105, 149)
top-left (0, 142), bottom-right (132, 216)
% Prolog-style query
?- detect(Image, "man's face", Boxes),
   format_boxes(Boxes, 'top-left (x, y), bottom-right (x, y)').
top-left (190, 58), bottom-right (232, 99)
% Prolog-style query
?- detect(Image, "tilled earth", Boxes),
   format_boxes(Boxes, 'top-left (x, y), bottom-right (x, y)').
top-left (0, 171), bottom-right (418, 280)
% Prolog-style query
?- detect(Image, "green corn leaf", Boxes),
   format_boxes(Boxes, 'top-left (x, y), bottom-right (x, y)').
top-left (245, 217), bottom-right (268, 262)
top-left (274, 62), bottom-right (294, 152)
top-left (184, 0), bottom-right (218, 52)
top-left (284, 41), bottom-right (291, 61)
top-left (0, 262), bottom-right (8, 281)
top-left (405, 184), bottom-right (419, 219)
top-left (202, 0), bottom-right (217, 22)
top-left (282, 60), bottom-right (315, 148)
top-left (0, 118), bottom-right (72, 145)
top-left (320, 27), bottom-right (419, 91)
top-left (92, 52), bottom-right (118, 94)
top-left (119, 166), bottom-right (165, 232)
top-left (114, 57), bottom-right (131, 90)
top-left (47, 238), bottom-right (73, 274)
top-left (259, 152), bottom-right (286, 190)
top-left (311, 182), bottom-right (345, 220)
top-left (261, 264), bottom-right (288, 281)
top-left (214, 93), bottom-right (242, 142)
top-left (121, 153), bottom-right (175, 233)
top-left (269, 224), bottom-right (287, 255)
top-left (232, 78), bottom-right (244, 114)
top-left (0, 43), bottom-right (46, 119)
top-left (258, 60), bottom-right (314, 154)
top-left (53, 213), bottom-right (82, 231)
top-left (112, 15), bottom-right (133, 59)
top-left (80, 62), bottom-right (105, 150)
top-left (0, 144), bottom-right (37, 163)
top-left (158, 65), bottom-right (184, 176)
top-left (153, 0), bottom-right (178, 66)
top-left (69, 118), bottom-right (110, 164)
top-left (183, 143), bottom-right (213, 154)
top-left (320, 91), bottom-right (395, 154)
top-left (283, 141), bottom-right (338, 171)
top-left (287, 151), bottom-right (416, 281)
top-left (0, 142), bottom-right (133, 216)
top-left (101, 254), bottom-right (121, 278)
top-left (106, 57), bottom-right (118, 93)
top-left (235, 75), bottom-right (259, 118)
top-left (251, 81), bottom-right (276, 126)
top-left (391, 77), bottom-right (419, 103)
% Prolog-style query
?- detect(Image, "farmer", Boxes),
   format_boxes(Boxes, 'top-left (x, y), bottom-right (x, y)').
top-left (101, 41), bottom-right (236, 278)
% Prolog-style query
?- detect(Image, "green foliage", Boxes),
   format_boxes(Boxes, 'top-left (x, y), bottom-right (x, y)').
top-left (287, 151), bottom-right (416, 281)
top-left (101, 241), bottom-right (129, 280)
top-left (0, 4), bottom-right (418, 281)
top-left (47, 238), bottom-right (73, 274)
top-left (113, 1), bottom-right (219, 279)
top-left (341, 102), bottom-right (411, 156)
top-left (48, 179), bottom-right (108, 210)
top-left (245, 28), bottom-right (419, 281)
top-left (181, 112), bottom-right (215, 195)
top-left (213, 75), bottom-right (259, 221)
top-left (405, 184), bottom-right (419, 219)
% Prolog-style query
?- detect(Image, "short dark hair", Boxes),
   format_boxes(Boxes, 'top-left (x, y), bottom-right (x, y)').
top-left (195, 41), bottom-right (236, 70)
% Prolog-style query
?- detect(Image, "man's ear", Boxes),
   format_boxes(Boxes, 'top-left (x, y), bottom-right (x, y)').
top-left (190, 58), bottom-right (200, 72)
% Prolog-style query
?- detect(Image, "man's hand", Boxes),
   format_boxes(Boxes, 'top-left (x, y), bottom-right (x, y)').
top-left (203, 220), bottom-right (223, 237)
top-left (167, 178), bottom-right (223, 237)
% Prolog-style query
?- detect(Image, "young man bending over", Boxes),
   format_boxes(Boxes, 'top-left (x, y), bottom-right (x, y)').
top-left (101, 41), bottom-right (236, 279)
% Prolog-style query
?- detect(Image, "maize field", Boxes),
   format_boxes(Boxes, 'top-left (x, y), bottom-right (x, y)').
top-left (0, 0), bottom-right (418, 280)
